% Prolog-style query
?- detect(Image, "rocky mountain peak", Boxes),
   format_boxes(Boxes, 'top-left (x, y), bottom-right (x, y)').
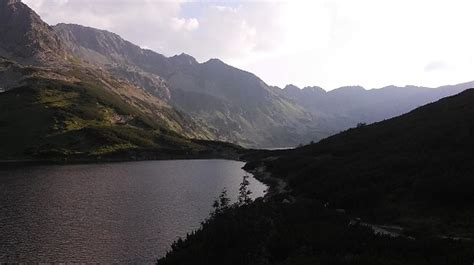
top-left (283, 84), bottom-right (300, 91)
top-left (302, 86), bottom-right (326, 94)
top-left (54, 23), bottom-right (135, 58)
top-left (171, 53), bottom-right (197, 64)
top-left (0, 0), bottom-right (64, 63)
top-left (204, 58), bottom-right (225, 66)
top-left (329, 85), bottom-right (366, 96)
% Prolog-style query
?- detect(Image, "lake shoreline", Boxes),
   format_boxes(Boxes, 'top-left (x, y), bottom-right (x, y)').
top-left (243, 163), bottom-right (289, 200)
top-left (0, 149), bottom-right (252, 167)
top-left (0, 138), bottom-right (257, 167)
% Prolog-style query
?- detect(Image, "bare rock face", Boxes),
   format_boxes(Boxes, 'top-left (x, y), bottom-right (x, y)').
top-left (54, 23), bottom-right (173, 102)
top-left (108, 66), bottom-right (172, 101)
top-left (0, 0), bottom-right (64, 63)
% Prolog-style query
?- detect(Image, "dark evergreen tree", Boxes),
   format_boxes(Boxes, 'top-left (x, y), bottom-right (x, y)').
top-left (238, 175), bottom-right (252, 205)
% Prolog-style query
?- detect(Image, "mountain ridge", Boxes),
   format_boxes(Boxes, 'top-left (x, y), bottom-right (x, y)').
top-left (279, 81), bottom-right (474, 128)
top-left (54, 23), bottom-right (327, 147)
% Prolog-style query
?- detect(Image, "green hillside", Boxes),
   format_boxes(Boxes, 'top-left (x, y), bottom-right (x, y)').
top-left (0, 64), bottom-right (241, 161)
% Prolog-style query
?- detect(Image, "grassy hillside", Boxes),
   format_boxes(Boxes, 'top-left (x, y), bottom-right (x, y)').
top-left (0, 67), bottom-right (242, 161)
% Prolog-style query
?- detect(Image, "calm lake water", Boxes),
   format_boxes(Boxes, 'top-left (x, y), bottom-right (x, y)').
top-left (0, 159), bottom-right (267, 263)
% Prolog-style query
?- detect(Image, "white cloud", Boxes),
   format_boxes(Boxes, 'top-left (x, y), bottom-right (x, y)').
top-left (22, 0), bottom-right (474, 90)
top-left (171, 17), bottom-right (199, 31)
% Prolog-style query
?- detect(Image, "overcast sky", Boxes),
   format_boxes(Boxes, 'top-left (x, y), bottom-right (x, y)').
top-left (24, 0), bottom-right (474, 90)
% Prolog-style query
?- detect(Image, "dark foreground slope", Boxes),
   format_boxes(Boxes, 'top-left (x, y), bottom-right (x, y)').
top-left (158, 89), bottom-right (474, 265)
top-left (247, 88), bottom-right (474, 235)
top-left (158, 200), bottom-right (474, 265)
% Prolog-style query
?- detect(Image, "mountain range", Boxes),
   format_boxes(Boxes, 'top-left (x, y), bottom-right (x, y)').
top-left (52, 22), bottom-right (474, 148)
top-left (52, 23), bottom-right (320, 147)
top-left (280, 82), bottom-right (473, 128)
top-left (0, 0), bottom-right (472, 160)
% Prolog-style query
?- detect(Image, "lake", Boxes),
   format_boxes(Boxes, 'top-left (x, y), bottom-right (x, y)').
top-left (0, 159), bottom-right (267, 263)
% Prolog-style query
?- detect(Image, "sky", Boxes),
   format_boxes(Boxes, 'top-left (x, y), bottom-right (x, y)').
top-left (23, 0), bottom-right (474, 90)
